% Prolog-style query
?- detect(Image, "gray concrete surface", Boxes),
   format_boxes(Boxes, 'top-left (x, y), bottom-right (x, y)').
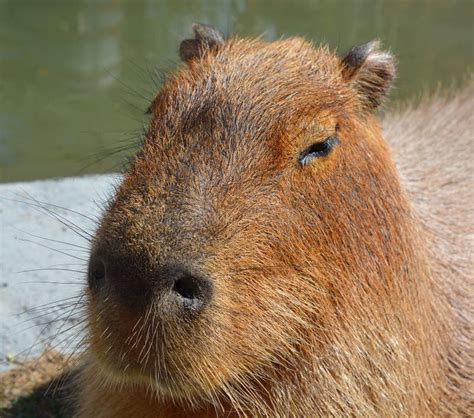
top-left (0, 175), bottom-right (120, 371)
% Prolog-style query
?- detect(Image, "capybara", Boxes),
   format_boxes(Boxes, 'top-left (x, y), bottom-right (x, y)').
top-left (76, 24), bottom-right (473, 417)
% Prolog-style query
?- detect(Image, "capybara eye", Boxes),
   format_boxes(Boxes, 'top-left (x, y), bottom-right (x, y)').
top-left (299, 135), bottom-right (340, 166)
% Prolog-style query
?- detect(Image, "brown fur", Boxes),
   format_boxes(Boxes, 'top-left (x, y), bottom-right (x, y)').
top-left (75, 27), bottom-right (473, 417)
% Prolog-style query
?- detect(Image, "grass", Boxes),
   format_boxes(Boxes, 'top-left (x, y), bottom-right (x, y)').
top-left (0, 350), bottom-right (76, 418)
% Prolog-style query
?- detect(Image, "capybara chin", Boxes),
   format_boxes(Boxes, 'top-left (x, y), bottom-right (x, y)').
top-left (76, 24), bottom-right (473, 417)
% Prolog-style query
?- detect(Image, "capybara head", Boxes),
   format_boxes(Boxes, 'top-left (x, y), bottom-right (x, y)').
top-left (84, 24), bottom-right (427, 412)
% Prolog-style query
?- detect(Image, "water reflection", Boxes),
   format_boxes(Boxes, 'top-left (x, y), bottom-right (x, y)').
top-left (1, 0), bottom-right (122, 90)
top-left (0, 0), bottom-right (125, 181)
top-left (0, 0), bottom-right (472, 182)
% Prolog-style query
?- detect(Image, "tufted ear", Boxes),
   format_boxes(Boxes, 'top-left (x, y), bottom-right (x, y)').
top-left (341, 41), bottom-right (395, 109)
top-left (179, 23), bottom-right (224, 63)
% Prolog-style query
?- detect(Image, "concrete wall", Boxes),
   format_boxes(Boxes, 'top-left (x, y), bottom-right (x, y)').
top-left (0, 175), bottom-right (119, 370)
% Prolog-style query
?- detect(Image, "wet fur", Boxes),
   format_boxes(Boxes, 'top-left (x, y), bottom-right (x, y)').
top-left (74, 32), bottom-right (473, 417)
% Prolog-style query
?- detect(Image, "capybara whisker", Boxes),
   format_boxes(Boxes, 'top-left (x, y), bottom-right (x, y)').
top-left (18, 270), bottom-right (86, 277)
top-left (16, 238), bottom-right (88, 262)
top-left (10, 226), bottom-right (91, 251)
top-left (18, 295), bottom-right (84, 317)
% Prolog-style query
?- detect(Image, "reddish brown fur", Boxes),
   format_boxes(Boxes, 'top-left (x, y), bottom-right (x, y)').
top-left (75, 28), bottom-right (473, 417)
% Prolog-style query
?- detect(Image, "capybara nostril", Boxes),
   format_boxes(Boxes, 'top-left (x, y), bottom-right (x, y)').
top-left (87, 254), bottom-right (106, 291)
top-left (169, 268), bottom-right (213, 311)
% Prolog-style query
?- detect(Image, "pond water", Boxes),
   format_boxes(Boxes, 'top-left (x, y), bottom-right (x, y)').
top-left (0, 0), bottom-right (472, 182)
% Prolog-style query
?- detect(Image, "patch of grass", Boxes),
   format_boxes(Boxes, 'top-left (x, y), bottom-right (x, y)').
top-left (0, 350), bottom-right (76, 418)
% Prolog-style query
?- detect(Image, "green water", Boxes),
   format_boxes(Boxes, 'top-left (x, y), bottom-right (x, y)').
top-left (0, 0), bottom-right (472, 183)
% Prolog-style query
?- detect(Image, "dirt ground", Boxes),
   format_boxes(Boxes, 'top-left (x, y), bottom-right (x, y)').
top-left (0, 350), bottom-right (76, 418)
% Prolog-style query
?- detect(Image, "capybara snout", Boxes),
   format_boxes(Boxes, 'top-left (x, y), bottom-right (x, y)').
top-left (88, 245), bottom-right (213, 315)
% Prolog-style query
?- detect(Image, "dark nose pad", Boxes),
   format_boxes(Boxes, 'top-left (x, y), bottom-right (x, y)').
top-left (166, 265), bottom-right (213, 312)
top-left (88, 253), bottom-right (213, 313)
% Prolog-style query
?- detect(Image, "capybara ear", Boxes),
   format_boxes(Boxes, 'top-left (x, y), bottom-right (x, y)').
top-left (179, 23), bottom-right (224, 63)
top-left (341, 41), bottom-right (395, 109)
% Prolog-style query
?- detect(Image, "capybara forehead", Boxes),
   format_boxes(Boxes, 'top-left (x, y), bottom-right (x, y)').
top-left (148, 37), bottom-right (353, 147)
top-left (106, 37), bottom-right (364, 258)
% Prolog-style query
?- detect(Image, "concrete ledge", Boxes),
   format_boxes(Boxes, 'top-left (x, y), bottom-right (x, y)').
top-left (0, 175), bottom-right (119, 370)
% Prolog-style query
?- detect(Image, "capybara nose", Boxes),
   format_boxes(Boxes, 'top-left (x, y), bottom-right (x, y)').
top-left (88, 253), bottom-right (213, 312)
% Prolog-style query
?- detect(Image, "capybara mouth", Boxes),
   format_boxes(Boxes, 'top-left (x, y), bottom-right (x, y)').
top-left (89, 332), bottom-right (222, 399)
top-left (88, 322), bottom-right (186, 394)
top-left (86, 283), bottom-right (224, 398)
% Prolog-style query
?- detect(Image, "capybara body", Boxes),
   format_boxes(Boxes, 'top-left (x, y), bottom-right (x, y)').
top-left (76, 25), bottom-right (473, 417)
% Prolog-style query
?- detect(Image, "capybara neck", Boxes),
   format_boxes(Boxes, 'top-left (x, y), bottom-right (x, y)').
top-left (77, 24), bottom-right (473, 417)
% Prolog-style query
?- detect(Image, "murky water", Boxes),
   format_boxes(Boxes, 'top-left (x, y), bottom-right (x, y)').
top-left (1, 0), bottom-right (472, 182)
